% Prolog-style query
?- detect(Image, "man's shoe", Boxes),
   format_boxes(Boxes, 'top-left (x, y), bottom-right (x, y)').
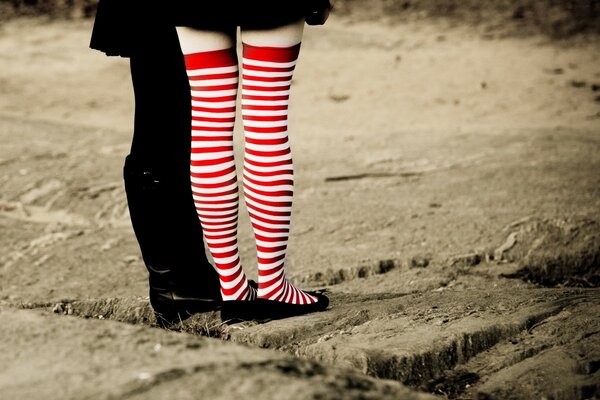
top-left (148, 264), bottom-right (223, 327)
top-left (151, 288), bottom-right (222, 327)
top-left (152, 280), bottom-right (259, 327)
top-left (123, 154), bottom-right (222, 326)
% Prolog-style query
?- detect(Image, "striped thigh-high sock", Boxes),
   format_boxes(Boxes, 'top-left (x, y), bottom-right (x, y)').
top-left (183, 47), bottom-right (256, 301)
top-left (241, 42), bottom-right (317, 305)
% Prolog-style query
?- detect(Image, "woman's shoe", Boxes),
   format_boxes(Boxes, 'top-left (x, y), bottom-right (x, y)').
top-left (220, 291), bottom-right (329, 323)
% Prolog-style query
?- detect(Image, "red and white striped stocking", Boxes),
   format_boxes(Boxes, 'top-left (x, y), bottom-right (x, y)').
top-left (183, 48), bottom-right (256, 301)
top-left (241, 43), bottom-right (317, 304)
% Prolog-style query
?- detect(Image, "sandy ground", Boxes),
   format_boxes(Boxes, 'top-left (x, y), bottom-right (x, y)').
top-left (0, 14), bottom-right (599, 399)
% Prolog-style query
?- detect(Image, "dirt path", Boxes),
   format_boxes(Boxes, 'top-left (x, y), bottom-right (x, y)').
top-left (0, 15), bottom-right (599, 399)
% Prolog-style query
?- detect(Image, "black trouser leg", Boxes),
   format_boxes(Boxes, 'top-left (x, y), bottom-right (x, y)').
top-left (124, 25), bottom-right (221, 314)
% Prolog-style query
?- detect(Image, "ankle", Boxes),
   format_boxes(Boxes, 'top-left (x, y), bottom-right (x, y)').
top-left (256, 279), bottom-right (318, 304)
top-left (221, 280), bottom-right (256, 302)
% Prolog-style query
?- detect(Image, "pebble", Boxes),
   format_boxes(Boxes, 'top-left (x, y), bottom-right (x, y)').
top-left (569, 80), bottom-right (586, 88)
top-left (52, 303), bottom-right (64, 314)
top-left (123, 255), bottom-right (139, 264)
top-left (410, 256), bottom-right (430, 269)
top-left (137, 372), bottom-right (152, 381)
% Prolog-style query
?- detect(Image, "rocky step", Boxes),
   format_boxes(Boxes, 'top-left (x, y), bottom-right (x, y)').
top-left (227, 288), bottom-right (597, 387)
top-left (0, 308), bottom-right (434, 400)
top-left (27, 285), bottom-right (598, 397)
top-left (459, 294), bottom-right (600, 399)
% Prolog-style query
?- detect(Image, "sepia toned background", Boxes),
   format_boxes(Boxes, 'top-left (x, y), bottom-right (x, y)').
top-left (1, 1), bottom-right (599, 398)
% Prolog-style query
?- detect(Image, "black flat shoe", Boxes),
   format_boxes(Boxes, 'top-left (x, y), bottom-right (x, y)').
top-left (220, 291), bottom-right (329, 323)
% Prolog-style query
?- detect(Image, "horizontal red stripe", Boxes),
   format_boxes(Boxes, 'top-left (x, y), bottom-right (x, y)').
top-left (257, 253), bottom-right (286, 265)
top-left (204, 230), bottom-right (238, 240)
top-left (191, 187), bottom-right (238, 197)
top-left (250, 221), bottom-right (289, 234)
top-left (191, 164), bottom-right (236, 179)
top-left (220, 274), bottom-right (244, 290)
top-left (244, 165), bottom-right (292, 178)
top-left (242, 63), bottom-right (294, 73)
top-left (242, 42), bottom-right (301, 62)
top-left (245, 136), bottom-right (288, 146)
top-left (213, 256), bottom-right (240, 269)
top-left (242, 94), bottom-right (289, 102)
top-left (243, 191), bottom-right (291, 208)
top-left (242, 74), bottom-right (290, 83)
top-left (192, 95), bottom-right (237, 103)
top-left (191, 155), bottom-right (234, 166)
top-left (195, 200), bottom-right (238, 209)
top-left (202, 208), bottom-right (238, 215)
top-left (244, 126), bottom-right (287, 134)
top-left (189, 71), bottom-right (238, 81)
top-left (192, 116), bottom-right (235, 123)
top-left (242, 84), bottom-right (290, 92)
top-left (245, 147), bottom-right (290, 157)
top-left (212, 248), bottom-right (238, 259)
top-left (243, 156), bottom-right (292, 168)
top-left (191, 127), bottom-right (233, 134)
top-left (191, 136), bottom-right (233, 142)
top-left (200, 217), bottom-right (237, 226)
top-left (198, 210), bottom-right (238, 220)
top-left (242, 104), bottom-right (288, 111)
top-left (255, 233), bottom-right (287, 243)
top-left (243, 173), bottom-right (293, 188)
top-left (258, 265), bottom-right (284, 276)
top-left (205, 238), bottom-right (237, 249)
top-left (257, 244), bottom-right (287, 253)
top-left (244, 183), bottom-right (293, 198)
top-left (184, 48), bottom-right (237, 69)
top-left (242, 114), bottom-right (287, 122)
top-left (221, 278), bottom-right (246, 296)
top-left (259, 275), bottom-right (284, 291)
top-left (201, 223), bottom-right (238, 233)
top-left (192, 105), bottom-right (236, 113)
top-left (193, 176), bottom-right (237, 189)
top-left (191, 83), bottom-right (238, 91)
top-left (191, 169), bottom-right (234, 178)
top-left (191, 146), bottom-right (233, 153)
top-left (245, 201), bottom-right (291, 217)
top-left (248, 210), bottom-right (290, 226)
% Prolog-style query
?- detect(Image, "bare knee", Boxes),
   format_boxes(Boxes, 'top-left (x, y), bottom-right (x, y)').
top-left (175, 27), bottom-right (236, 54)
top-left (241, 19), bottom-right (304, 47)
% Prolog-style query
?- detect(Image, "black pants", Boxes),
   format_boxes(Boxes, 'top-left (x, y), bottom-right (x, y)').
top-left (126, 25), bottom-right (220, 295)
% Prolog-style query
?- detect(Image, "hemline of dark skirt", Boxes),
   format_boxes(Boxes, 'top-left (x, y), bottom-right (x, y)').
top-left (90, 0), bottom-right (309, 57)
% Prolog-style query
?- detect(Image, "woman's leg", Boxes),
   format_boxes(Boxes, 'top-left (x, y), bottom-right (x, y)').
top-left (240, 20), bottom-right (318, 304)
top-left (176, 27), bottom-right (256, 301)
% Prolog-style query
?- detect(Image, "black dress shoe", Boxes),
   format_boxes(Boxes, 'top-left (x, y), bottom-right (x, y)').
top-left (148, 265), bottom-right (224, 327)
top-left (220, 291), bottom-right (329, 323)
top-left (123, 155), bottom-right (223, 327)
top-left (151, 287), bottom-right (222, 327)
top-left (152, 280), bottom-right (260, 327)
